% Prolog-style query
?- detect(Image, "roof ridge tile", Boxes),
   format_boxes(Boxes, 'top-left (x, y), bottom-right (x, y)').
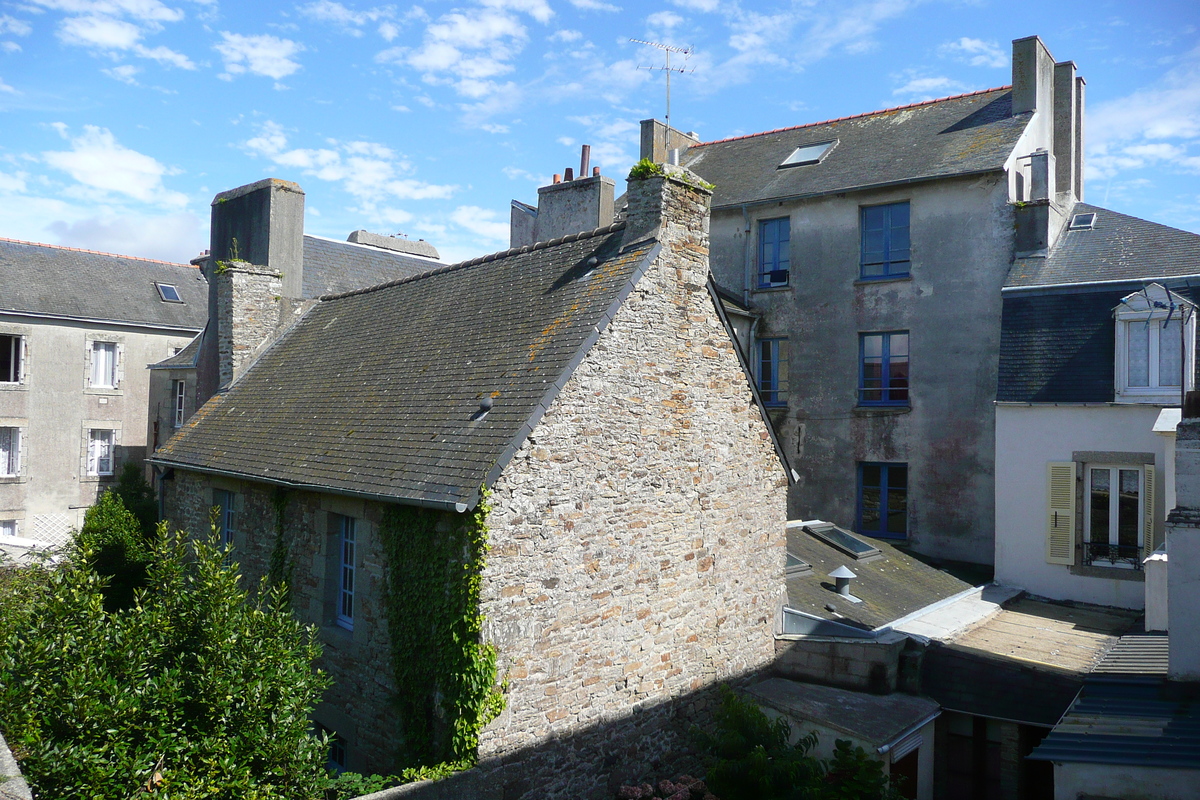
top-left (319, 220), bottom-right (628, 302)
top-left (692, 85), bottom-right (1014, 148)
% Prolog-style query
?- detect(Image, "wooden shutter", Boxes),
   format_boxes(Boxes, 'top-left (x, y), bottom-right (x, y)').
top-left (1046, 462), bottom-right (1076, 565)
top-left (1143, 465), bottom-right (1156, 560)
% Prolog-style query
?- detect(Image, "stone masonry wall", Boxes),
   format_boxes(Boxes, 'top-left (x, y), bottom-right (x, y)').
top-left (476, 170), bottom-right (788, 796)
top-left (216, 264), bottom-right (283, 388)
top-left (162, 469), bottom-right (402, 775)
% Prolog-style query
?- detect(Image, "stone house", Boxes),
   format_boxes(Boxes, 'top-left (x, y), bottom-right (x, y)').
top-left (995, 207), bottom-right (1200, 609)
top-left (150, 166), bottom-right (789, 791)
top-left (634, 36), bottom-right (1087, 565)
top-left (0, 236), bottom-right (205, 554)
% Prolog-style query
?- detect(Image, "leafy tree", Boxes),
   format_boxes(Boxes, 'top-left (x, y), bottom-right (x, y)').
top-left (114, 461), bottom-right (159, 540)
top-left (0, 524), bottom-right (332, 799)
top-left (76, 489), bottom-right (150, 610)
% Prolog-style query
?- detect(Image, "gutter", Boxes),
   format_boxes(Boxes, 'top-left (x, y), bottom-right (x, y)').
top-left (877, 709), bottom-right (941, 756)
top-left (1003, 273), bottom-right (1200, 294)
top-left (145, 457), bottom-right (471, 513)
top-left (0, 309), bottom-right (203, 335)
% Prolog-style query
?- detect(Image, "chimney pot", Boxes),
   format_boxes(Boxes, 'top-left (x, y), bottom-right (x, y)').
top-left (592, 166), bottom-right (600, 177)
top-left (580, 144), bottom-right (591, 179)
top-left (564, 167), bottom-right (574, 181)
top-left (1184, 391), bottom-right (1200, 419)
top-left (553, 174), bottom-right (561, 184)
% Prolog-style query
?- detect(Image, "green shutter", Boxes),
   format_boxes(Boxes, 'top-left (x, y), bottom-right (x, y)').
top-left (1047, 462), bottom-right (1076, 565)
top-left (1143, 465), bottom-right (1156, 560)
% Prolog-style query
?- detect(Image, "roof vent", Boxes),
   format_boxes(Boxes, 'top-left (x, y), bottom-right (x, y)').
top-left (779, 139), bottom-right (837, 169)
top-left (471, 396), bottom-right (494, 422)
top-left (829, 565), bottom-right (862, 604)
top-left (1069, 212), bottom-right (1096, 230)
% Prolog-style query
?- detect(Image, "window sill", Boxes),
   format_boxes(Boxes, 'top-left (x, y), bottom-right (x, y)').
top-left (856, 274), bottom-right (911, 285)
top-left (81, 474), bottom-right (115, 483)
top-left (84, 387), bottom-right (122, 397)
top-left (1114, 394), bottom-right (1186, 405)
top-left (1069, 563), bottom-right (1145, 582)
top-left (853, 405), bottom-right (911, 415)
top-left (752, 285), bottom-right (791, 294)
top-left (0, 476), bottom-right (25, 484)
top-left (320, 624), bottom-right (355, 649)
top-left (0, 383), bottom-right (26, 392)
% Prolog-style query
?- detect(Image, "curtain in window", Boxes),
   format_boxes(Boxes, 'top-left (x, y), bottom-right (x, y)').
top-left (92, 342), bottom-right (117, 388)
top-left (0, 428), bottom-right (16, 476)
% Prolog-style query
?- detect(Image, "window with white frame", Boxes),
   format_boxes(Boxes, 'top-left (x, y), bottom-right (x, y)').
top-left (173, 380), bottom-right (186, 428)
top-left (336, 515), bottom-right (356, 631)
top-left (90, 341), bottom-right (119, 389)
top-left (87, 429), bottom-right (115, 476)
top-left (0, 427), bottom-right (18, 477)
top-left (0, 520), bottom-right (16, 539)
top-left (0, 335), bottom-right (22, 383)
top-left (1114, 284), bottom-right (1195, 404)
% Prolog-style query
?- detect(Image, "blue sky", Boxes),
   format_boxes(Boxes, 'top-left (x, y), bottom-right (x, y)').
top-left (0, 0), bottom-right (1197, 264)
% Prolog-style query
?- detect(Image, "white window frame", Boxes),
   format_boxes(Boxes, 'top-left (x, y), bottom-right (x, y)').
top-left (1083, 464), bottom-right (1144, 570)
top-left (90, 341), bottom-right (119, 389)
top-left (0, 520), bottom-right (16, 539)
top-left (1114, 284), bottom-right (1196, 404)
top-left (87, 429), bottom-right (115, 476)
top-left (0, 334), bottom-right (23, 384)
top-left (337, 516), bottom-right (356, 631)
top-left (173, 380), bottom-right (186, 428)
top-left (0, 427), bottom-right (18, 477)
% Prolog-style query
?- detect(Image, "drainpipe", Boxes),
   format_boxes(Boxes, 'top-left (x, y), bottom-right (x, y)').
top-left (742, 205), bottom-right (752, 306)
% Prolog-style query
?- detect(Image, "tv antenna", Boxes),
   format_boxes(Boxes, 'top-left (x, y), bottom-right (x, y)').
top-left (630, 39), bottom-right (694, 129)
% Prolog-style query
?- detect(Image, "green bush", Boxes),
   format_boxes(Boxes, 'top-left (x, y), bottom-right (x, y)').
top-left (0, 525), bottom-right (332, 799)
top-left (114, 462), bottom-right (159, 540)
top-left (76, 489), bottom-right (150, 610)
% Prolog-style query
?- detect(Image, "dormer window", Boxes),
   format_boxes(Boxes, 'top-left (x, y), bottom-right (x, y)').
top-left (1069, 212), bottom-right (1096, 230)
top-left (1114, 283), bottom-right (1195, 404)
top-left (779, 140), bottom-right (836, 169)
top-left (156, 283), bottom-right (182, 302)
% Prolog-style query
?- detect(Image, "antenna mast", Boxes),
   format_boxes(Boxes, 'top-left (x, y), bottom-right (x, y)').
top-left (630, 38), bottom-right (694, 129)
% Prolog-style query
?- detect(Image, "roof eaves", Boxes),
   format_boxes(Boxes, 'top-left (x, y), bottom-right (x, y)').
top-left (477, 239), bottom-right (664, 507)
top-left (1003, 273), bottom-right (1200, 294)
top-left (691, 86), bottom-right (1013, 148)
top-left (0, 308), bottom-right (204, 333)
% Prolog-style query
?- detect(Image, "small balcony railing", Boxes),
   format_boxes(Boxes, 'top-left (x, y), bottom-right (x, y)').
top-left (1082, 542), bottom-right (1143, 570)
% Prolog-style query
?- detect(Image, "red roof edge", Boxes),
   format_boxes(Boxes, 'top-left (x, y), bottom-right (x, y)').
top-left (692, 85), bottom-right (1014, 148)
top-left (0, 236), bottom-right (195, 268)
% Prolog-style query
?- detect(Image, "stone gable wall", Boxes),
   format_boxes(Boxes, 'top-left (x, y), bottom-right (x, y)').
top-left (476, 171), bottom-right (788, 795)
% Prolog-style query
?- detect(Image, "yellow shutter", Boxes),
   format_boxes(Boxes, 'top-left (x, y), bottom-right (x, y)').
top-left (1047, 462), bottom-right (1076, 565)
top-left (1143, 465), bottom-right (1156, 560)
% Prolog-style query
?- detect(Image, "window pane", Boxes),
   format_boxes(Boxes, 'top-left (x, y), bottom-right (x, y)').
top-left (861, 487), bottom-right (881, 530)
top-left (1128, 325), bottom-right (1150, 387)
top-left (1118, 469), bottom-right (1140, 549)
top-left (1090, 469), bottom-right (1110, 544)
top-left (890, 465), bottom-right (908, 489)
top-left (1160, 318), bottom-right (1183, 387)
top-left (862, 335), bottom-right (883, 358)
top-left (886, 485), bottom-right (907, 535)
top-left (0, 336), bottom-right (17, 383)
top-left (889, 333), bottom-right (909, 357)
top-left (861, 464), bottom-right (882, 488)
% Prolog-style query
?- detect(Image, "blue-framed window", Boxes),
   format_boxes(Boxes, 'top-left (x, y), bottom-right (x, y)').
top-left (213, 489), bottom-right (236, 547)
top-left (758, 217), bottom-right (790, 288)
top-left (858, 462), bottom-right (908, 539)
top-left (860, 202), bottom-right (910, 279)
top-left (337, 516), bottom-right (356, 631)
top-left (859, 332), bottom-right (909, 406)
top-left (758, 338), bottom-right (789, 406)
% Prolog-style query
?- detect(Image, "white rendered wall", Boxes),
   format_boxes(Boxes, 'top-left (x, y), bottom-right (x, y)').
top-left (1055, 762), bottom-right (1199, 800)
top-left (995, 404), bottom-right (1166, 608)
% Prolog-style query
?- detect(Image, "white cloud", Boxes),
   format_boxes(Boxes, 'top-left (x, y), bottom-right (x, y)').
top-left (46, 210), bottom-right (207, 263)
top-left (480, 0), bottom-right (553, 24)
top-left (1, 42), bottom-right (21, 53)
top-left (502, 165), bottom-right (535, 181)
top-left (55, 12), bottom-right (195, 68)
top-left (549, 29), bottom-right (581, 42)
top-left (568, 0), bottom-right (619, 11)
top-left (0, 14), bottom-right (33, 36)
top-left (298, 0), bottom-right (401, 37)
top-left (0, 170), bottom-right (27, 192)
top-left (103, 64), bottom-right (140, 83)
top-left (669, 0), bottom-right (717, 10)
top-left (646, 11), bottom-right (683, 31)
top-left (939, 37), bottom-right (1007, 69)
top-left (244, 121), bottom-right (457, 208)
top-left (42, 124), bottom-right (188, 207)
top-left (557, 136), bottom-right (575, 146)
top-left (450, 205), bottom-right (509, 241)
top-left (481, 123), bottom-right (509, 133)
top-left (28, 0), bottom-right (184, 25)
top-left (0, 77), bottom-right (16, 94)
top-left (216, 32), bottom-right (303, 80)
top-left (378, 20), bottom-right (398, 40)
top-left (891, 74), bottom-right (969, 101)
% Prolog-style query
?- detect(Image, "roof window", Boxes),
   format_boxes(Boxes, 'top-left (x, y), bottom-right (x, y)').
top-left (786, 551), bottom-right (812, 577)
top-left (803, 521), bottom-right (882, 562)
top-left (779, 140), bottom-right (836, 169)
top-left (156, 283), bottom-right (182, 302)
top-left (1069, 212), bottom-right (1096, 230)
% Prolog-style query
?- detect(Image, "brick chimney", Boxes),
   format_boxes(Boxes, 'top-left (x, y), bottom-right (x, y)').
top-left (509, 146), bottom-right (616, 248)
top-left (1164, 394), bottom-right (1200, 681)
top-left (197, 178), bottom-right (305, 402)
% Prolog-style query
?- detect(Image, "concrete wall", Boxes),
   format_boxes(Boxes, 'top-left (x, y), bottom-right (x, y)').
top-left (0, 314), bottom-right (194, 546)
top-left (708, 173), bottom-right (1014, 564)
top-left (994, 403), bottom-right (1166, 608)
top-left (147, 364), bottom-right (200, 456)
top-left (772, 632), bottom-right (907, 694)
top-left (1054, 762), bottom-right (1200, 800)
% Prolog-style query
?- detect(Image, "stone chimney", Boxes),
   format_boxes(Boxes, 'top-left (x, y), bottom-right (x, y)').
top-left (509, 146), bottom-right (616, 248)
top-left (1165, 394), bottom-right (1200, 681)
top-left (639, 119), bottom-right (700, 164)
top-left (197, 178), bottom-right (305, 402)
top-left (1053, 61), bottom-right (1086, 204)
top-left (621, 163), bottom-right (712, 272)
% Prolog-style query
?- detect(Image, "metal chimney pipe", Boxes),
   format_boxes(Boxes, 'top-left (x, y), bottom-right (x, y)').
top-left (830, 565), bottom-right (856, 597)
top-left (580, 145), bottom-right (591, 179)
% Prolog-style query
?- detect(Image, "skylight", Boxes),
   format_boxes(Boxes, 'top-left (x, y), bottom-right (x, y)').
top-left (156, 283), bottom-right (182, 302)
top-left (1069, 212), bottom-right (1096, 230)
top-left (786, 552), bottom-right (812, 577)
top-left (803, 522), bottom-right (882, 562)
top-left (779, 140), bottom-right (836, 169)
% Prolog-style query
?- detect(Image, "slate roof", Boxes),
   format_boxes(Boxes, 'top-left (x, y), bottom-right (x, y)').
top-left (152, 223), bottom-right (661, 510)
top-left (680, 87), bottom-right (1027, 209)
top-left (998, 286), bottom-right (1200, 403)
top-left (0, 237), bottom-right (206, 331)
top-left (301, 235), bottom-right (439, 299)
top-left (1007, 203), bottom-right (1200, 289)
top-left (149, 329), bottom-right (202, 370)
top-left (785, 521), bottom-right (970, 630)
